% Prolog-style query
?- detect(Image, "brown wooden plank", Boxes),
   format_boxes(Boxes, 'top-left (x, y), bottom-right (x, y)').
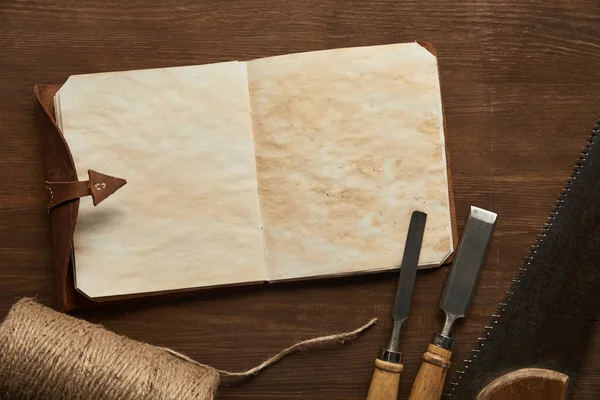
top-left (1, 0), bottom-right (600, 398)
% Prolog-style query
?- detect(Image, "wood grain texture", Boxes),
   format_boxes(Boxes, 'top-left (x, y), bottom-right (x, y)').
top-left (0, 0), bottom-right (599, 399)
top-left (366, 359), bottom-right (403, 400)
top-left (477, 368), bottom-right (569, 400)
top-left (408, 344), bottom-right (452, 400)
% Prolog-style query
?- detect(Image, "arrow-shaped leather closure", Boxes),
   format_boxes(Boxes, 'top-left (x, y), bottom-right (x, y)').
top-left (46, 170), bottom-right (127, 211)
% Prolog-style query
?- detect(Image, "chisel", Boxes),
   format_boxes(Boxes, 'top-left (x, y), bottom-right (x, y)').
top-left (408, 206), bottom-right (497, 400)
top-left (366, 210), bottom-right (427, 400)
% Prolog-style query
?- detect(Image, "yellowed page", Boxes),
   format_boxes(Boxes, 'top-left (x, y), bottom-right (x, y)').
top-left (248, 43), bottom-right (453, 281)
top-left (57, 62), bottom-right (266, 299)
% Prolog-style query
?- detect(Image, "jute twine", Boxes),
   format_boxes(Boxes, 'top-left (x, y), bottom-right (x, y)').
top-left (0, 298), bottom-right (376, 400)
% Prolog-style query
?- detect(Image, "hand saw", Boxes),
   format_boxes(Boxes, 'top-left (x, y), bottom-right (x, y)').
top-left (446, 121), bottom-right (600, 399)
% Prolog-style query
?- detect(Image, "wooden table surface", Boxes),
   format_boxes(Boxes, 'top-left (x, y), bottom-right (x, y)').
top-left (1, 1), bottom-right (600, 398)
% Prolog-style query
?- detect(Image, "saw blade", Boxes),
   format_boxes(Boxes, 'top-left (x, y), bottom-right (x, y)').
top-left (446, 121), bottom-right (600, 399)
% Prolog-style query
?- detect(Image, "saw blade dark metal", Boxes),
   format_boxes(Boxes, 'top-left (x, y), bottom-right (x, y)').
top-left (446, 121), bottom-right (600, 399)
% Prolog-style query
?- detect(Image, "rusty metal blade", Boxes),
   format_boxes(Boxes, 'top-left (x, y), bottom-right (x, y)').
top-left (446, 121), bottom-right (600, 399)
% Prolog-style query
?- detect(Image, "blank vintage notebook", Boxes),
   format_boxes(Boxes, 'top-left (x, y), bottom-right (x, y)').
top-left (35, 42), bottom-right (457, 310)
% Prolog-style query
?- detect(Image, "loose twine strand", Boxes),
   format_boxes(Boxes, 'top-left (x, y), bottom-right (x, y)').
top-left (165, 317), bottom-right (377, 377)
top-left (0, 298), bottom-right (376, 400)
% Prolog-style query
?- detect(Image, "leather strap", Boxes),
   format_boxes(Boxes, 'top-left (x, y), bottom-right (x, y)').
top-left (46, 169), bottom-right (126, 211)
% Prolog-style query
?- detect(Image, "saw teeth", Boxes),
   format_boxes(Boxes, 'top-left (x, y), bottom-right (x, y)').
top-left (448, 121), bottom-right (600, 396)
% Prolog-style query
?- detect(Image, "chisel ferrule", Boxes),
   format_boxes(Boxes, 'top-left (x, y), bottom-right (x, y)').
top-left (433, 333), bottom-right (455, 350)
top-left (380, 349), bottom-right (403, 364)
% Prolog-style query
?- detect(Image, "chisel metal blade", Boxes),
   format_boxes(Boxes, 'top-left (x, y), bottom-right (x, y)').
top-left (439, 206), bottom-right (498, 338)
top-left (384, 210), bottom-right (427, 356)
top-left (393, 210), bottom-right (427, 322)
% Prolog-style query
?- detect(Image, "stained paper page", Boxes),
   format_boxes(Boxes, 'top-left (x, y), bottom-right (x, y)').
top-left (56, 62), bottom-right (266, 298)
top-left (248, 42), bottom-right (453, 281)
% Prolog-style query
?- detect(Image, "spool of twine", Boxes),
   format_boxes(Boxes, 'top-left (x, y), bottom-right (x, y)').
top-left (0, 298), bottom-right (376, 400)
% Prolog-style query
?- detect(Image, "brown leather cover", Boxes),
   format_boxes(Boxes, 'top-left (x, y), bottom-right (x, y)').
top-left (46, 180), bottom-right (89, 211)
top-left (87, 170), bottom-right (127, 206)
top-left (47, 170), bottom-right (126, 210)
top-left (35, 84), bottom-right (126, 311)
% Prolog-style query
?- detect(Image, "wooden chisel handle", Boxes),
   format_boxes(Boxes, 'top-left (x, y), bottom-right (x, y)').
top-left (407, 344), bottom-right (452, 400)
top-left (366, 359), bottom-right (403, 400)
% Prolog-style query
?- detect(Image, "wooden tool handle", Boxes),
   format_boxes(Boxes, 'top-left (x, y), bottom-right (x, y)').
top-left (407, 344), bottom-right (452, 400)
top-left (366, 358), bottom-right (403, 400)
top-left (477, 368), bottom-right (569, 400)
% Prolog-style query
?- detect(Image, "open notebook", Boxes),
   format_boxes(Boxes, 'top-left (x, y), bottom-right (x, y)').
top-left (49, 42), bottom-right (456, 301)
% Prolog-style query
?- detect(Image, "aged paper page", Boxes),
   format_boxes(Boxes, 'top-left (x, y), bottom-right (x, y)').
top-left (248, 42), bottom-right (453, 281)
top-left (56, 62), bottom-right (266, 298)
